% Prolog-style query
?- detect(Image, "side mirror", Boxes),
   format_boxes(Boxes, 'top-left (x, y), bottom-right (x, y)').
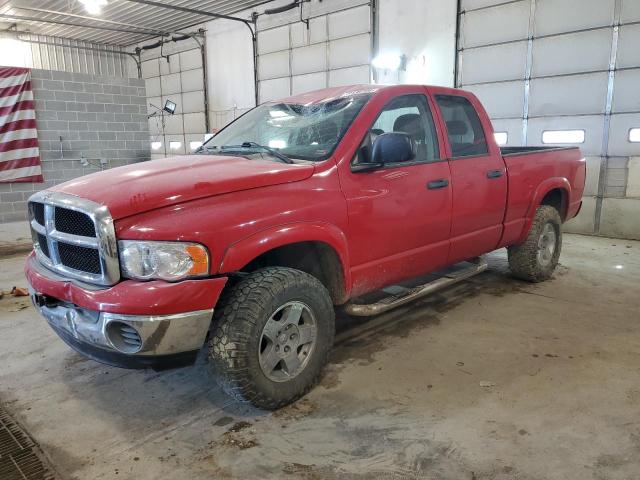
top-left (351, 132), bottom-right (417, 173)
top-left (372, 132), bottom-right (416, 165)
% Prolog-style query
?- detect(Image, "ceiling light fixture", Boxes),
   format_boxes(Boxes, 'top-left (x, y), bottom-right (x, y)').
top-left (79, 0), bottom-right (108, 15)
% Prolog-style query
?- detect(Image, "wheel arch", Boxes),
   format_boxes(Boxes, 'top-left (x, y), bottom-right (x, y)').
top-left (518, 178), bottom-right (571, 244)
top-left (218, 223), bottom-right (351, 304)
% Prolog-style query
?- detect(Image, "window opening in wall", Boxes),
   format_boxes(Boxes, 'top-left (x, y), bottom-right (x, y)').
top-left (494, 132), bottom-right (508, 146)
top-left (542, 130), bottom-right (585, 144)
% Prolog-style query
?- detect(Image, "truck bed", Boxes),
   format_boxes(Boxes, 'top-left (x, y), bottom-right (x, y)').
top-left (498, 146), bottom-right (586, 247)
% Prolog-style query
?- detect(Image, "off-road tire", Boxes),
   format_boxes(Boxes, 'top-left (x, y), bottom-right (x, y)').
top-left (208, 267), bottom-right (335, 410)
top-left (508, 205), bottom-right (562, 282)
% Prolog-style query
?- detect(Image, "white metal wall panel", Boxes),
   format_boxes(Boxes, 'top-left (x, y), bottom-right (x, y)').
top-left (19, 34), bottom-right (129, 78)
top-left (328, 5), bottom-right (370, 39)
top-left (291, 16), bottom-right (328, 46)
top-left (260, 77), bottom-right (290, 102)
top-left (141, 60), bottom-right (160, 79)
top-left (533, 0), bottom-right (615, 36)
top-left (616, 24), bottom-right (640, 69)
top-left (462, 1), bottom-right (530, 48)
top-left (292, 72), bottom-right (326, 95)
top-left (461, 41), bottom-right (528, 84)
top-left (258, 51), bottom-right (290, 80)
top-left (182, 90), bottom-right (205, 114)
top-left (291, 43), bottom-right (327, 75)
top-left (531, 29), bottom-right (611, 77)
top-left (160, 73), bottom-right (181, 95)
top-left (621, 0), bottom-right (640, 22)
top-left (257, 3), bottom-right (371, 103)
top-left (328, 65), bottom-right (370, 87)
top-left (329, 34), bottom-right (370, 70)
top-left (258, 26), bottom-right (290, 55)
top-left (527, 115), bottom-right (604, 155)
top-left (609, 114), bottom-right (640, 157)
top-left (612, 70), bottom-right (640, 113)
top-left (462, 0), bottom-right (526, 10)
top-left (528, 73), bottom-right (609, 116)
top-left (465, 81), bottom-right (525, 119)
top-left (145, 76), bottom-right (161, 98)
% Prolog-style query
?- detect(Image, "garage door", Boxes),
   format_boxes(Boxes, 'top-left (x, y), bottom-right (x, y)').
top-left (456, 0), bottom-right (640, 235)
top-left (256, 2), bottom-right (372, 103)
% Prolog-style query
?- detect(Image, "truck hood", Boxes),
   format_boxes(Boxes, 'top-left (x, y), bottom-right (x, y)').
top-left (51, 155), bottom-right (315, 219)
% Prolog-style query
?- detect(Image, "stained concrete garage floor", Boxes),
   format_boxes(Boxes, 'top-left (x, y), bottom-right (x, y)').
top-left (0, 233), bottom-right (639, 480)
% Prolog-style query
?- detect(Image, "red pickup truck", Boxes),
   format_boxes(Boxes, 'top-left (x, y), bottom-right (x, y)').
top-left (25, 84), bottom-right (585, 409)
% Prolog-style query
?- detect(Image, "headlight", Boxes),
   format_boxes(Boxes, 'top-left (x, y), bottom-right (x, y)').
top-left (118, 240), bottom-right (209, 281)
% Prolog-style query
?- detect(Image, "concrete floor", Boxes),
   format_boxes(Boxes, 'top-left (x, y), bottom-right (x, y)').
top-left (0, 233), bottom-right (639, 480)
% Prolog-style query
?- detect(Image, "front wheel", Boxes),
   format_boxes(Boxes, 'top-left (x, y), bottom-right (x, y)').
top-left (208, 267), bottom-right (335, 410)
top-left (508, 205), bottom-right (562, 282)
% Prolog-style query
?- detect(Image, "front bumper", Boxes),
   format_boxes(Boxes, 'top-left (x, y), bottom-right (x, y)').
top-left (25, 253), bottom-right (228, 369)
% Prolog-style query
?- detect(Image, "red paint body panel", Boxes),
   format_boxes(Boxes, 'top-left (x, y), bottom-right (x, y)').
top-left (51, 155), bottom-right (315, 220)
top-left (25, 253), bottom-right (226, 315)
top-left (28, 84), bottom-right (585, 317)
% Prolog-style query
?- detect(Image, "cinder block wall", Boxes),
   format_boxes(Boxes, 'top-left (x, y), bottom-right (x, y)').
top-left (0, 68), bottom-right (150, 223)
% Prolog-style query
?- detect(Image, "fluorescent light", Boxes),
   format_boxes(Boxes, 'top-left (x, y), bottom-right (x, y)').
top-left (268, 140), bottom-right (287, 149)
top-left (494, 132), bottom-right (508, 146)
top-left (204, 133), bottom-right (214, 142)
top-left (169, 141), bottom-right (182, 150)
top-left (189, 141), bottom-right (203, 151)
top-left (151, 141), bottom-right (162, 150)
top-left (372, 53), bottom-right (402, 71)
top-left (79, 0), bottom-right (108, 15)
top-left (542, 130), bottom-right (585, 144)
top-left (629, 128), bottom-right (640, 143)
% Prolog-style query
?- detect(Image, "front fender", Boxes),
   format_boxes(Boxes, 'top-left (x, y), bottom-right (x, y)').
top-left (218, 222), bottom-right (352, 295)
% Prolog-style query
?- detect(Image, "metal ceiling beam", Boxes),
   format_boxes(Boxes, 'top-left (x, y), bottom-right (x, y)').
top-left (13, 6), bottom-right (166, 35)
top-left (119, 0), bottom-right (253, 27)
top-left (0, 13), bottom-right (161, 35)
top-left (13, 5), bottom-right (197, 37)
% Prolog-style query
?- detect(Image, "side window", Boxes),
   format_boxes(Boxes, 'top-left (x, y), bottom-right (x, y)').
top-left (435, 94), bottom-right (488, 158)
top-left (370, 94), bottom-right (440, 163)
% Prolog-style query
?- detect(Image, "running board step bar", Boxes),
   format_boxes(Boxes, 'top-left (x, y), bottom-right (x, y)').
top-left (343, 257), bottom-right (489, 317)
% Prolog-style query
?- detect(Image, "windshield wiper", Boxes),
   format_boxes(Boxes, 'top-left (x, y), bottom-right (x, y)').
top-left (221, 141), bottom-right (293, 164)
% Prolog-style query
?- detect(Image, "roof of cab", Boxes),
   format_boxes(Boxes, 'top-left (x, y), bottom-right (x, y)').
top-left (274, 84), bottom-right (467, 105)
top-left (276, 84), bottom-right (382, 104)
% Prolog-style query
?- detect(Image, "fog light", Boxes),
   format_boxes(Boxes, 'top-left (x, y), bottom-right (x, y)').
top-left (105, 321), bottom-right (142, 354)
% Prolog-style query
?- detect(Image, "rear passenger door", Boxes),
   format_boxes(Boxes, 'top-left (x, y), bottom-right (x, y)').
top-left (433, 92), bottom-right (508, 263)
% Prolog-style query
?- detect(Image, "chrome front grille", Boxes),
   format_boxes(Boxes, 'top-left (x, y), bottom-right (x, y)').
top-left (28, 191), bottom-right (120, 286)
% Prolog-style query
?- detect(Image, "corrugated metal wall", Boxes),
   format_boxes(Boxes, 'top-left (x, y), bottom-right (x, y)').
top-left (6, 32), bottom-right (129, 77)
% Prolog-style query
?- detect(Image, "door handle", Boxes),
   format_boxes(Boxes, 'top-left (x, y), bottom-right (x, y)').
top-left (427, 178), bottom-right (449, 190)
top-left (487, 169), bottom-right (504, 179)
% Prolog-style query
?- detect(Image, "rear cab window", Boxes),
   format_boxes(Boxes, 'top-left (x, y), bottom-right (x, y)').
top-left (435, 94), bottom-right (488, 158)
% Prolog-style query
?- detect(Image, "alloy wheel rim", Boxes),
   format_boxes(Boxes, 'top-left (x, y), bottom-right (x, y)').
top-left (537, 222), bottom-right (557, 267)
top-left (258, 301), bottom-right (317, 382)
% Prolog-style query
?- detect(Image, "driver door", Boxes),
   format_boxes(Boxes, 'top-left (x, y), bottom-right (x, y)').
top-left (339, 92), bottom-right (452, 297)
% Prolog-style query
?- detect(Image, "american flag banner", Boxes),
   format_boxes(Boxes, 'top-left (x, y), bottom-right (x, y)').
top-left (0, 67), bottom-right (43, 183)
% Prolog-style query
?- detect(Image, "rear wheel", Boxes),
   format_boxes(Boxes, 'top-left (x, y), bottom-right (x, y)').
top-left (208, 267), bottom-right (335, 410)
top-left (508, 205), bottom-right (562, 282)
